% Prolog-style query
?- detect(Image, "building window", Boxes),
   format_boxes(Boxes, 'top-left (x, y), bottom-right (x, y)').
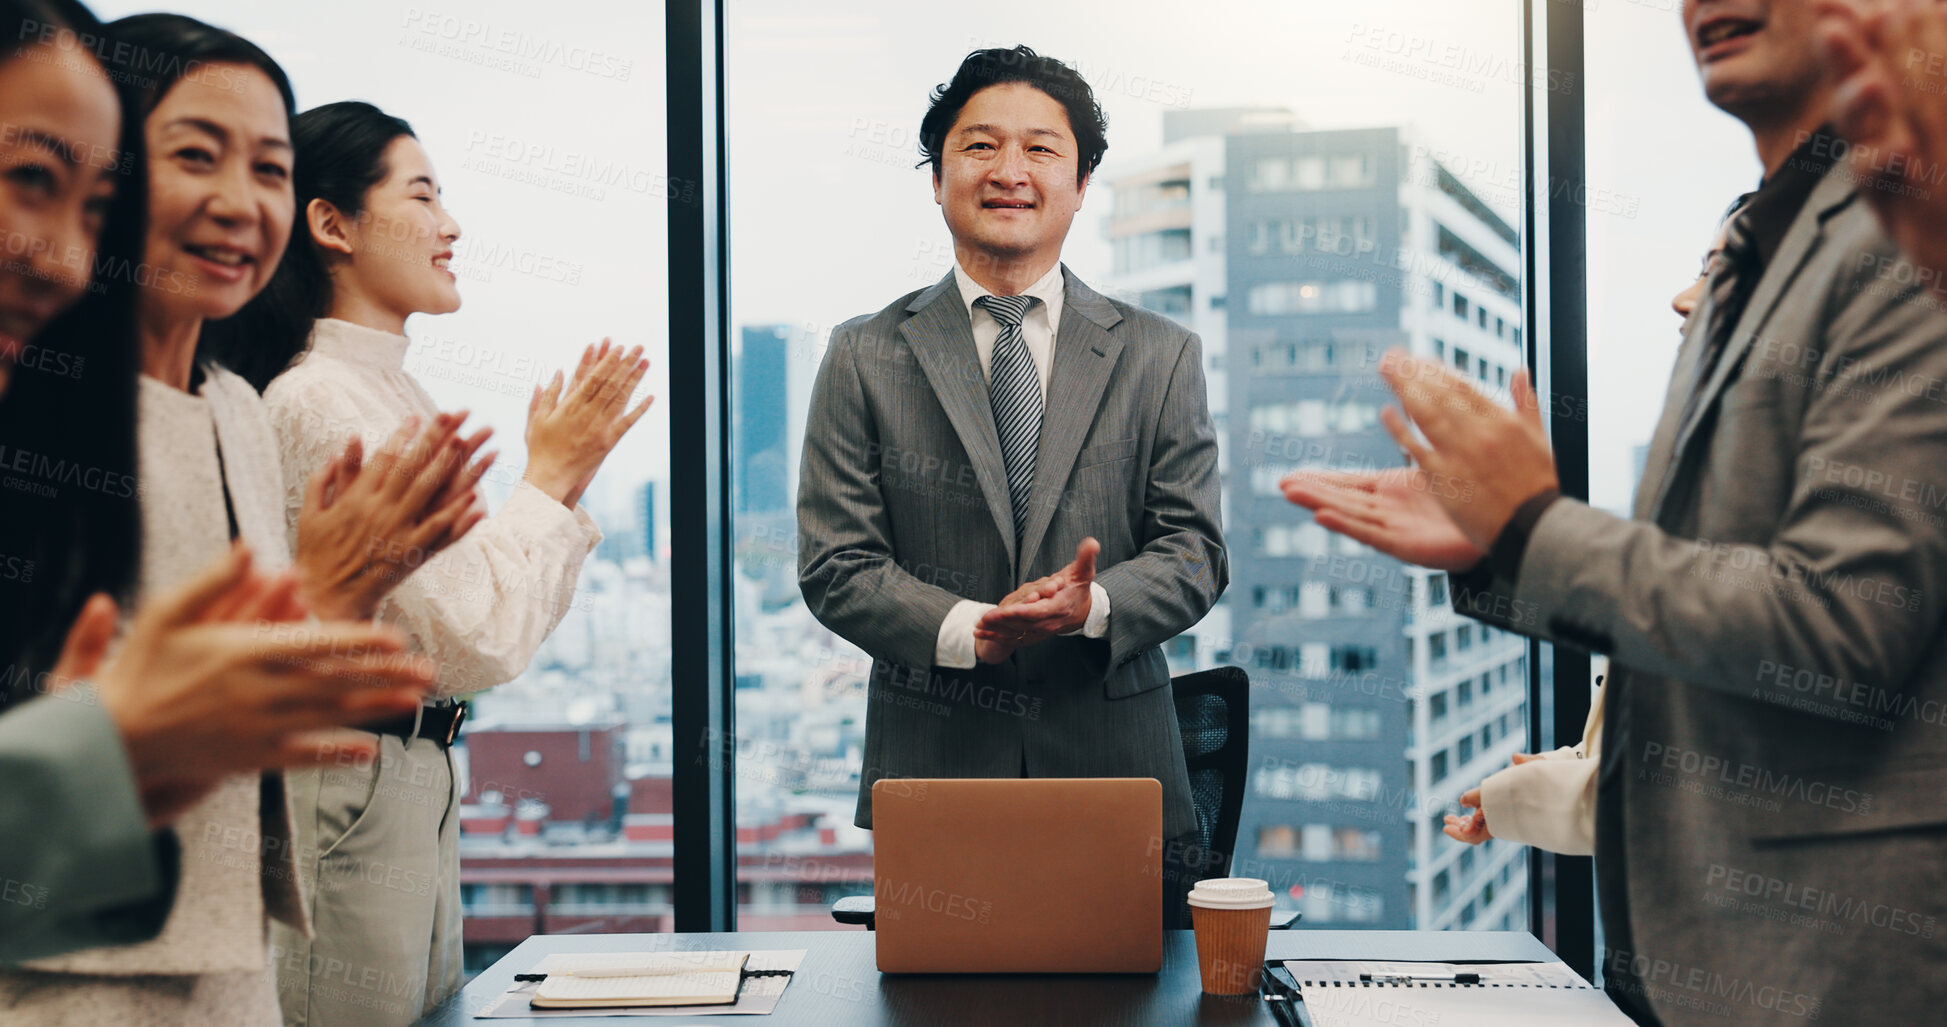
top-left (1430, 750), bottom-right (1449, 783)
top-left (1247, 280), bottom-right (1378, 315)
top-left (1253, 762), bottom-right (1384, 802)
top-left (1456, 624), bottom-right (1472, 651)
top-left (1330, 645), bottom-right (1378, 672)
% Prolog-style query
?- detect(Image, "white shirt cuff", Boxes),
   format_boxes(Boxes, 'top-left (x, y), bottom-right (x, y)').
top-left (1061, 581), bottom-right (1111, 638)
top-left (935, 599), bottom-right (996, 668)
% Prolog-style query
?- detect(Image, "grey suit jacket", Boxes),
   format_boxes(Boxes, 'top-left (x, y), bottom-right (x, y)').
top-left (798, 267), bottom-right (1227, 842)
top-left (1458, 164), bottom-right (1947, 1024)
top-left (0, 694), bottom-right (177, 963)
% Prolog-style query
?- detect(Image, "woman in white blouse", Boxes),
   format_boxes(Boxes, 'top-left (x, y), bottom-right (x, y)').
top-left (204, 100), bottom-right (652, 1027)
top-left (0, 16), bottom-right (486, 1027)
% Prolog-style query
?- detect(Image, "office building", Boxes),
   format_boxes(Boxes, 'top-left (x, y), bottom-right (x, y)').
top-left (1104, 111), bottom-right (1530, 931)
top-left (737, 325), bottom-right (791, 515)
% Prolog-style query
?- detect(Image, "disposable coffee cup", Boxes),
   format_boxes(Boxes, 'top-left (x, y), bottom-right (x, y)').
top-left (1187, 878), bottom-right (1275, 995)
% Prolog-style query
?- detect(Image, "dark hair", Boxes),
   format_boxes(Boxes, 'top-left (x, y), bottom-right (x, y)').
top-left (203, 101), bottom-right (417, 391)
top-left (0, 0), bottom-right (144, 700)
top-left (917, 45), bottom-right (1107, 186)
top-left (103, 13), bottom-right (295, 126)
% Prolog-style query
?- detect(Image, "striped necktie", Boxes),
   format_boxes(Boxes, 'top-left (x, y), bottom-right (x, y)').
top-left (976, 293), bottom-right (1043, 543)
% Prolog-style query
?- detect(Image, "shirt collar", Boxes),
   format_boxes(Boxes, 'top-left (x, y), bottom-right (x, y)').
top-left (1738, 126), bottom-right (1834, 269)
top-left (304, 317), bottom-right (410, 372)
top-left (952, 259), bottom-right (1066, 328)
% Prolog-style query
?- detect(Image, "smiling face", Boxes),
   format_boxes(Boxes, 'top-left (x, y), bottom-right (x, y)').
top-left (1682, 0), bottom-right (1826, 124)
top-left (141, 63), bottom-right (293, 327)
top-left (932, 81), bottom-right (1088, 279)
top-left (0, 45), bottom-right (120, 397)
top-left (323, 135), bottom-right (463, 322)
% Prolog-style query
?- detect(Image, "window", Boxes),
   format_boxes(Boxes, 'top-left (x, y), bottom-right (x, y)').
top-left (720, 0), bottom-right (1528, 938)
top-left (1254, 762), bottom-right (1385, 802)
top-left (1431, 750), bottom-right (1449, 783)
top-left (1331, 646), bottom-right (1379, 672)
top-left (1253, 703), bottom-right (1382, 740)
top-left (1247, 280), bottom-right (1379, 315)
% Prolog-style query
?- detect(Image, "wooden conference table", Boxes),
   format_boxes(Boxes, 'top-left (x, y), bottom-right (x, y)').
top-left (416, 928), bottom-right (1562, 1026)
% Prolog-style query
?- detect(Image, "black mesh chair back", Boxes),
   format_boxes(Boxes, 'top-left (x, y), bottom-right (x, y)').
top-left (1170, 665), bottom-right (1249, 880)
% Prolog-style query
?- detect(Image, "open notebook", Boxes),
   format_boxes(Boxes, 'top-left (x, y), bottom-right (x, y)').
top-left (1283, 960), bottom-right (1638, 1027)
top-left (528, 951), bottom-right (750, 1009)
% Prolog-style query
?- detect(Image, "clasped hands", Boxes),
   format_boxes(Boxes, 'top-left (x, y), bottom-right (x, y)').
top-left (1279, 350), bottom-right (1558, 573)
top-left (973, 537), bottom-right (1101, 664)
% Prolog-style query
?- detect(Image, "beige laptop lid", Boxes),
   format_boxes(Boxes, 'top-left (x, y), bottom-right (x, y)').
top-left (871, 777), bottom-right (1163, 974)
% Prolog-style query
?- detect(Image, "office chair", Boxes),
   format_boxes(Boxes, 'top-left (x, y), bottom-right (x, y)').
top-left (832, 665), bottom-right (1252, 931)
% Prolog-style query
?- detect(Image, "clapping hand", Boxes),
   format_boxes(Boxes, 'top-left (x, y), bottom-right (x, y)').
top-left (295, 412), bottom-right (495, 620)
top-left (1440, 753), bottom-right (1542, 846)
top-left (49, 544), bottom-right (434, 828)
top-left (1817, 0), bottom-right (1947, 276)
top-left (973, 537), bottom-right (1101, 664)
top-left (1281, 467), bottom-right (1487, 572)
top-left (524, 340), bottom-right (656, 509)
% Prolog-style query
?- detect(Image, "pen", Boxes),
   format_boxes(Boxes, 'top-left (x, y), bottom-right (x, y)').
top-left (1359, 971), bottom-right (1482, 985)
top-left (1264, 965), bottom-right (1316, 1027)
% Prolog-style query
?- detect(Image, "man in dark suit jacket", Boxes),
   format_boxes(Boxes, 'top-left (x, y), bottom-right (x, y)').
top-left (1286, 5), bottom-right (1947, 1024)
top-left (797, 46), bottom-right (1227, 921)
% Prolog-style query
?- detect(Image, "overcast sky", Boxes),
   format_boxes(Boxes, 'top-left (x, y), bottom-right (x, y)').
top-left (91, 0), bottom-right (1755, 515)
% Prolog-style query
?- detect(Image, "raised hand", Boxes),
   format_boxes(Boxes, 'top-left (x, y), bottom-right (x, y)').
top-left (524, 340), bottom-right (656, 508)
top-left (294, 411), bottom-right (493, 619)
top-left (1442, 785), bottom-right (1494, 845)
top-left (1280, 467), bottom-right (1486, 572)
top-left (49, 545), bottom-right (434, 828)
top-left (1817, 0), bottom-right (1947, 275)
top-left (974, 537), bottom-right (1101, 663)
top-left (1377, 355), bottom-right (1557, 553)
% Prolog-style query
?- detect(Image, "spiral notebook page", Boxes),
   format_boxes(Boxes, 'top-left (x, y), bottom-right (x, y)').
top-left (1283, 960), bottom-right (1638, 1027)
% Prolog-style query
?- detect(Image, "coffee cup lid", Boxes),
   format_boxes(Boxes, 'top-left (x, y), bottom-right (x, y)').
top-left (1187, 877), bottom-right (1275, 910)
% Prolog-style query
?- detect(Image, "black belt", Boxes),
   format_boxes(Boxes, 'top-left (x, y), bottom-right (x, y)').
top-left (368, 703), bottom-right (467, 748)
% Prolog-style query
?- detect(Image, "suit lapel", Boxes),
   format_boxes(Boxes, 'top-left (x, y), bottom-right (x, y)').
top-left (1650, 172), bottom-right (1857, 520)
top-left (898, 272), bottom-right (1018, 569)
top-left (1017, 269), bottom-right (1125, 576)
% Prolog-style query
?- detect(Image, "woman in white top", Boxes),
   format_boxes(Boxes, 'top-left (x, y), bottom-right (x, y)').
top-left (202, 100), bottom-right (652, 1027)
top-left (0, 16), bottom-right (485, 1026)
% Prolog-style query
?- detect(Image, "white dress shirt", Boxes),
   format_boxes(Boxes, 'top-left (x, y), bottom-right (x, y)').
top-left (933, 260), bottom-right (1110, 669)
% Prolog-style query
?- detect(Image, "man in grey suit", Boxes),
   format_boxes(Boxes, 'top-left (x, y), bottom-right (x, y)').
top-left (798, 45), bottom-right (1226, 925)
top-left (1286, 3), bottom-right (1947, 1024)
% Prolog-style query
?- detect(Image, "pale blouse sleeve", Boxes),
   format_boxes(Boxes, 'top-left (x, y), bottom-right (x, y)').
top-left (265, 371), bottom-right (603, 700)
top-left (1475, 686), bottom-right (1606, 857)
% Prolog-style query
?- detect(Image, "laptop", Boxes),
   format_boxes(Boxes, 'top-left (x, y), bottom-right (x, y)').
top-left (870, 777), bottom-right (1163, 974)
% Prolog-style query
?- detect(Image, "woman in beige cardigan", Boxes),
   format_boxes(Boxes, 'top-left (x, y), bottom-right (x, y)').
top-left (0, 15), bottom-right (485, 1025)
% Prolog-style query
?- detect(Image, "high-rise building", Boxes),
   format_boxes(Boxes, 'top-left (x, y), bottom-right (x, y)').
top-left (737, 325), bottom-right (791, 514)
top-left (636, 480), bottom-right (657, 563)
top-left (1105, 112), bottom-right (1529, 931)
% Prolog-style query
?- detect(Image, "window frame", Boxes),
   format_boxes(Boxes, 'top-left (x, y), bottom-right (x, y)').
top-left (668, 0), bottom-right (1598, 978)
